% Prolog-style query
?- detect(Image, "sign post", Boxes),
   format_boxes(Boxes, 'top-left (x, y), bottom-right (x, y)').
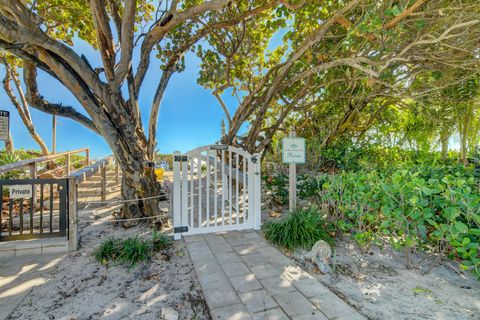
top-left (0, 110), bottom-right (10, 143)
top-left (282, 130), bottom-right (305, 212)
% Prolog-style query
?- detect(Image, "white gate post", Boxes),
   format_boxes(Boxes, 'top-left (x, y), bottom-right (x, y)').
top-left (181, 157), bottom-right (188, 231)
top-left (253, 153), bottom-right (262, 230)
top-left (173, 151), bottom-right (182, 240)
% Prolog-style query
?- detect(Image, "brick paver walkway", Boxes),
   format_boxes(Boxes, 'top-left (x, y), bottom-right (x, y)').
top-left (185, 230), bottom-right (365, 320)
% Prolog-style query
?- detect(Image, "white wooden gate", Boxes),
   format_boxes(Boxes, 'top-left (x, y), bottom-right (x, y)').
top-left (172, 145), bottom-right (261, 240)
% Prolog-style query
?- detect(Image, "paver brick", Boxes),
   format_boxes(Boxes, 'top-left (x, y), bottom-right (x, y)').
top-left (203, 284), bottom-right (240, 309)
top-left (198, 271), bottom-right (231, 290)
top-left (210, 303), bottom-right (253, 320)
top-left (239, 290), bottom-right (278, 313)
top-left (222, 262), bottom-right (251, 277)
top-left (259, 277), bottom-right (296, 295)
top-left (233, 244), bottom-right (260, 256)
top-left (215, 251), bottom-right (242, 264)
top-left (273, 291), bottom-right (318, 317)
top-left (291, 278), bottom-right (330, 298)
top-left (309, 291), bottom-right (364, 319)
top-left (252, 308), bottom-right (289, 320)
top-left (188, 247), bottom-right (215, 262)
top-left (230, 273), bottom-right (262, 293)
top-left (249, 264), bottom-right (282, 280)
top-left (295, 310), bottom-right (329, 320)
top-left (241, 253), bottom-right (267, 268)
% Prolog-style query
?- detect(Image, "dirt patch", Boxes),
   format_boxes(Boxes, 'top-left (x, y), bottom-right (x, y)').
top-left (292, 239), bottom-right (480, 320)
top-left (8, 205), bottom-right (211, 320)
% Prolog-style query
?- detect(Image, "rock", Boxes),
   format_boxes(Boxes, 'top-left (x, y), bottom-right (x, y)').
top-left (162, 307), bottom-right (179, 320)
top-left (306, 240), bottom-right (332, 260)
top-left (306, 240), bottom-right (332, 274)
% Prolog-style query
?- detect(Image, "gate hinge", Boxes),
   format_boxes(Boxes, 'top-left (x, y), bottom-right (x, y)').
top-left (174, 155), bottom-right (188, 162)
top-left (174, 226), bottom-right (189, 233)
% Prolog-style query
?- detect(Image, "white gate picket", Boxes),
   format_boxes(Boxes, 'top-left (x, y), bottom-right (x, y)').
top-left (172, 145), bottom-right (261, 239)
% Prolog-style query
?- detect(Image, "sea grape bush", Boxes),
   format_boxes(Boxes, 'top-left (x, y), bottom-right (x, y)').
top-left (318, 166), bottom-right (480, 278)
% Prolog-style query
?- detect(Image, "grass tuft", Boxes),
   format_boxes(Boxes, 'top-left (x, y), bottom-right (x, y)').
top-left (93, 237), bottom-right (122, 265)
top-left (117, 236), bottom-right (152, 269)
top-left (151, 229), bottom-right (173, 251)
top-left (263, 207), bottom-right (334, 251)
top-left (93, 230), bottom-right (173, 269)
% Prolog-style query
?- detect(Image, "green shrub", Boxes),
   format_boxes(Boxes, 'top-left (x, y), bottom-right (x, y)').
top-left (151, 229), bottom-right (173, 251)
top-left (118, 237), bottom-right (152, 269)
top-left (317, 166), bottom-right (480, 278)
top-left (93, 231), bottom-right (173, 269)
top-left (93, 237), bottom-right (122, 265)
top-left (263, 173), bottom-right (289, 205)
top-left (263, 207), bottom-right (334, 251)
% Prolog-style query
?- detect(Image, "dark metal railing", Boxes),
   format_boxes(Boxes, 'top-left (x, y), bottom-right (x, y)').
top-left (0, 179), bottom-right (68, 241)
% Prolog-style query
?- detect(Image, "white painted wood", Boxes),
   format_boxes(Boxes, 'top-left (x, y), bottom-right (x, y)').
top-left (253, 153), bottom-right (262, 230)
top-left (172, 145), bottom-right (261, 238)
top-left (205, 150), bottom-right (211, 226)
top-left (214, 151), bottom-right (218, 227)
top-left (288, 131), bottom-right (297, 212)
top-left (198, 154), bottom-right (202, 228)
top-left (221, 150), bottom-right (225, 226)
top-left (190, 157), bottom-right (194, 228)
top-left (172, 152), bottom-right (182, 240)
top-left (181, 158), bottom-right (188, 232)
top-left (228, 150), bottom-right (232, 225)
top-left (247, 154), bottom-right (255, 229)
top-left (242, 156), bottom-right (247, 223)
top-left (235, 153), bottom-right (239, 225)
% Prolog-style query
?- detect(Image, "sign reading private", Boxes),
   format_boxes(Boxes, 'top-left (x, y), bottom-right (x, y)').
top-left (0, 110), bottom-right (9, 141)
top-left (282, 137), bottom-right (306, 164)
top-left (9, 185), bottom-right (33, 199)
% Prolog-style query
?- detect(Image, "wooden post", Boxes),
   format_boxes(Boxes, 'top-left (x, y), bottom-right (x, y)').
top-left (29, 162), bottom-right (37, 179)
top-left (67, 177), bottom-right (78, 251)
top-left (288, 130), bottom-right (297, 212)
top-left (115, 162), bottom-right (120, 185)
top-left (52, 115), bottom-right (56, 154)
top-left (85, 149), bottom-right (90, 166)
top-left (65, 154), bottom-right (71, 176)
top-left (29, 162), bottom-right (37, 206)
top-left (101, 165), bottom-right (107, 202)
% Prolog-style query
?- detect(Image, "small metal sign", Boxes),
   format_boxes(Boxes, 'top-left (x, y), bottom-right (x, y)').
top-left (9, 185), bottom-right (33, 199)
top-left (282, 137), bottom-right (306, 164)
top-left (174, 226), bottom-right (189, 233)
top-left (0, 110), bottom-right (10, 141)
top-left (210, 144), bottom-right (228, 151)
top-left (174, 155), bottom-right (188, 162)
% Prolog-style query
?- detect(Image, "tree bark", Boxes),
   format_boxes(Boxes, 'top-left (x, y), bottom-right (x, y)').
top-left (440, 130), bottom-right (449, 159)
top-left (2, 60), bottom-right (50, 155)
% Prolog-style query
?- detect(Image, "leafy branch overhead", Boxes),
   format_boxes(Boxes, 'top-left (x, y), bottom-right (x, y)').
top-left (0, 0), bottom-right (478, 218)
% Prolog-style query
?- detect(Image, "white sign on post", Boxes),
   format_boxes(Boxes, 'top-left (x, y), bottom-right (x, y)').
top-left (9, 185), bottom-right (33, 199)
top-left (282, 137), bottom-right (306, 164)
top-left (0, 110), bottom-right (10, 141)
top-left (282, 133), bottom-right (306, 212)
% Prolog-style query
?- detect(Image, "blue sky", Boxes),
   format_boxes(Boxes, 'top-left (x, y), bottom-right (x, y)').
top-left (0, 39), bottom-right (238, 160)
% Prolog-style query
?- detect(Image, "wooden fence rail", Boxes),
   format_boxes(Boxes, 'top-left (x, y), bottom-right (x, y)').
top-left (0, 148), bottom-right (90, 178)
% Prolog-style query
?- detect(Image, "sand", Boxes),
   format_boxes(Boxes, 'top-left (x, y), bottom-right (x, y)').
top-left (8, 204), bottom-right (211, 320)
top-left (293, 238), bottom-right (480, 320)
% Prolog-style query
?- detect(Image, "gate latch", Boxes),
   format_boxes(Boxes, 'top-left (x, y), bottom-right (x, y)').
top-left (174, 155), bottom-right (188, 162)
top-left (174, 226), bottom-right (189, 233)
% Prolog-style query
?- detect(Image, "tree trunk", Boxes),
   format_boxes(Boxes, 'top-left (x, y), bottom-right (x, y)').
top-left (440, 130), bottom-right (449, 159)
top-left (99, 117), bottom-right (161, 220)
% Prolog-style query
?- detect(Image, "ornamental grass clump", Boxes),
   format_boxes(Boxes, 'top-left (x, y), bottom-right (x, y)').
top-left (263, 207), bottom-right (334, 251)
top-left (93, 230), bottom-right (172, 269)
